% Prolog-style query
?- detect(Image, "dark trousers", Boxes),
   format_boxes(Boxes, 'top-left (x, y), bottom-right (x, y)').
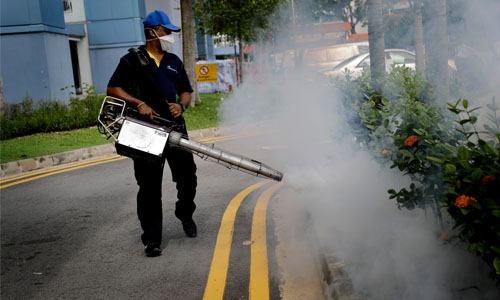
top-left (133, 146), bottom-right (197, 246)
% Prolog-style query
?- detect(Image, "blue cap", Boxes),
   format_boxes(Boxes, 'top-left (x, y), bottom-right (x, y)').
top-left (143, 10), bottom-right (180, 32)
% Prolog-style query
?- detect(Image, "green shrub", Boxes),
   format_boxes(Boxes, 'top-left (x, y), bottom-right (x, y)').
top-left (0, 84), bottom-right (104, 140)
top-left (336, 68), bottom-right (500, 285)
top-left (438, 99), bottom-right (500, 283)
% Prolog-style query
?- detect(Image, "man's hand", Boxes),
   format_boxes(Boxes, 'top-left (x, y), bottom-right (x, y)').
top-left (137, 102), bottom-right (159, 122)
top-left (168, 103), bottom-right (183, 118)
top-left (106, 87), bottom-right (159, 122)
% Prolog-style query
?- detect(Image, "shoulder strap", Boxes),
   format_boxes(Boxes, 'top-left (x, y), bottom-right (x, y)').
top-left (128, 47), bottom-right (150, 68)
top-left (127, 48), bottom-right (168, 103)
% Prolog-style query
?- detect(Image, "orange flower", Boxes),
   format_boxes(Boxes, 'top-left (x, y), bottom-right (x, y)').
top-left (454, 195), bottom-right (478, 208)
top-left (438, 232), bottom-right (449, 241)
top-left (481, 175), bottom-right (495, 186)
top-left (380, 149), bottom-right (391, 155)
top-left (404, 135), bottom-right (419, 147)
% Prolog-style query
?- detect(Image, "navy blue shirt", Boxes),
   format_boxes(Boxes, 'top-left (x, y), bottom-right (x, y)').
top-left (107, 46), bottom-right (193, 119)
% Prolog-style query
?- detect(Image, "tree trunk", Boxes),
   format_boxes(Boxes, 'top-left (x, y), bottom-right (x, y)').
top-left (348, 5), bottom-right (357, 34)
top-left (423, 0), bottom-right (449, 102)
top-left (238, 33), bottom-right (244, 85)
top-left (180, 0), bottom-right (200, 105)
top-left (414, 0), bottom-right (425, 75)
top-left (367, 0), bottom-right (385, 95)
top-left (233, 43), bottom-right (240, 87)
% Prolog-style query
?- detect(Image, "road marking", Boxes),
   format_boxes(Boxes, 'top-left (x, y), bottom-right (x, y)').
top-left (249, 182), bottom-right (284, 300)
top-left (197, 128), bottom-right (279, 144)
top-left (203, 180), bottom-right (270, 300)
top-left (0, 156), bottom-right (126, 189)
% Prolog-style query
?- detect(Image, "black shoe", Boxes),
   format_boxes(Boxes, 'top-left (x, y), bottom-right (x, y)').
top-left (144, 243), bottom-right (162, 257)
top-left (182, 220), bottom-right (197, 238)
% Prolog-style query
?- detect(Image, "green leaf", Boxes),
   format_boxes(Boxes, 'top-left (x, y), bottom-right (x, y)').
top-left (492, 247), bottom-right (500, 255)
top-left (401, 149), bottom-right (412, 157)
top-left (426, 156), bottom-right (442, 163)
top-left (463, 99), bottom-right (469, 109)
top-left (469, 107), bottom-right (481, 114)
top-left (445, 164), bottom-right (457, 173)
top-left (468, 243), bottom-right (477, 254)
top-left (461, 208), bottom-right (470, 215)
top-left (459, 160), bottom-right (471, 170)
top-left (470, 168), bottom-right (483, 182)
top-left (484, 142), bottom-right (499, 157)
top-left (494, 258), bottom-right (500, 275)
top-left (469, 200), bottom-right (481, 209)
top-left (492, 210), bottom-right (500, 218)
top-left (458, 146), bottom-right (469, 161)
top-left (413, 128), bottom-right (424, 135)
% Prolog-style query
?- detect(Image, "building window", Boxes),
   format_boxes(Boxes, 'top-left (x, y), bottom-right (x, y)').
top-left (63, 0), bottom-right (72, 13)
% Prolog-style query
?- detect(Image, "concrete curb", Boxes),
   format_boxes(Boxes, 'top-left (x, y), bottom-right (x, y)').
top-left (0, 127), bottom-right (221, 178)
top-left (309, 211), bottom-right (361, 300)
top-left (321, 252), bottom-right (361, 300)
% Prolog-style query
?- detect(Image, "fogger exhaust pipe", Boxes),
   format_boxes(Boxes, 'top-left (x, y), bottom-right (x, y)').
top-left (168, 131), bottom-right (283, 182)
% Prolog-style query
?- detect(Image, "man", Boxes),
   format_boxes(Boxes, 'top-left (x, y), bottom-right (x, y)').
top-left (107, 10), bottom-right (198, 257)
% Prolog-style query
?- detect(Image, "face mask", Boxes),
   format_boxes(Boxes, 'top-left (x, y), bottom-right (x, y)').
top-left (148, 29), bottom-right (175, 51)
top-left (158, 35), bottom-right (175, 51)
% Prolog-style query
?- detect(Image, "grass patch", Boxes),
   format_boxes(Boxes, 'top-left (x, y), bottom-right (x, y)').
top-left (0, 129), bottom-right (110, 164)
top-left (0, 92), bottom-right (225, 164)
top-left (183, 92), bottom-right (223, 130)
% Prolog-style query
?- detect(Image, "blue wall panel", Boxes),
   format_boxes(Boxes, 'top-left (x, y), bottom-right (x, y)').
top-left (87, 19), bottom-right (144, 46)
top-left (0, 33), bottom-right (73, 103)
top-left (0, 0), bottom-right (65, 29)
top-left (90, 47), bottom-right (134, 93)
top-left (85, 0), bottom-right (145, 21)
top-left (85, 0), bottom-right (146, 93)
top-left (44, 33), bottom-right (75, 99)
top-left (0, 0), bottom-right (73, 103)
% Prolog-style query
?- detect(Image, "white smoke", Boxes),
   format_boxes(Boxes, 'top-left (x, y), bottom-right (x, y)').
top-left (219, 72), bottom-right (498, 298)
top-left (216, 1), bottom-right (500, 298)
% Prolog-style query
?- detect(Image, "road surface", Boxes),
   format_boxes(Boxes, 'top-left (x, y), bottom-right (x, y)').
top-left (1, 137), bottom-right (326, 300)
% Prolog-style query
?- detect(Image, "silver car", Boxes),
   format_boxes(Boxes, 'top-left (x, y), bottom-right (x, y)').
top-left (320, 49), bottom-right (417, 80)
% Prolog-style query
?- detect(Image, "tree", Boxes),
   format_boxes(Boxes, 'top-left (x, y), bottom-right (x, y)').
top-left (294, 0), bottom-right (365, 33)
top-left (413, 0), bottom-right (425, 75)
top-left (367, 0), bottom-right (385, 94)
top-left (181, 0), bottom-right (201, 105)
top-left (341, 0), bottom-right (366, 34)
top-left (423, 0), bottom-right (449, 102)
top-left (193, 0), bottom-right (282, 85)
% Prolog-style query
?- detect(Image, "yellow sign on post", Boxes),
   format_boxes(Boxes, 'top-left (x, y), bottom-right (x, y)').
top-left (196, 64), bottom-right (218, 82)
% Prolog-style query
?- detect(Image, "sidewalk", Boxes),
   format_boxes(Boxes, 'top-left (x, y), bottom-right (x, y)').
top-left (0, 126), bottom-right (355, 300)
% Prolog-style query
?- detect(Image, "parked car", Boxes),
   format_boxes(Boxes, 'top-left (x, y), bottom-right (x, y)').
top-left (319, 49), bottom-right (417, 80)
top-left (319, 49), bottom-right (458, 81)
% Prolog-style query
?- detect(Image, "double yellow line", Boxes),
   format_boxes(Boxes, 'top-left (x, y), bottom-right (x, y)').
top-left (0, 155), bottom-right (126, 189)
top-left (203, 180), bottom-right (284, 300)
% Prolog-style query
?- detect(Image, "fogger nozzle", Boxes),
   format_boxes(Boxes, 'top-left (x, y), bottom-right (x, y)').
top-left (168, 131), bottom-right (283, 182)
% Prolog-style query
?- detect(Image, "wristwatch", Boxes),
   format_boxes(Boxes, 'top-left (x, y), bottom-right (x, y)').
top-left (180, 103), bottom-right (187, 112)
